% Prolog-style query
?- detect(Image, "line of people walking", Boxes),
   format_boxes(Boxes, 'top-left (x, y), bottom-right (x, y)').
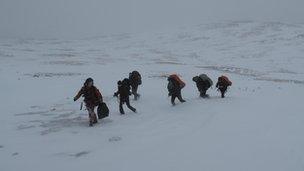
top-left (73, 71), bottom-right (232, 126)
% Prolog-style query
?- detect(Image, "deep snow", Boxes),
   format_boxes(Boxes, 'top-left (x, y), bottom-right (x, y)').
top-left (1, 21), bottom-right (304, 171)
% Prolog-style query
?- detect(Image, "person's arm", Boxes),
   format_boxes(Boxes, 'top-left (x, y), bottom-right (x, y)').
top-left (113, 91), bottom-right (118, 97)
top-left (216, 82), bottom-right (219, 88)
top-left (114, 85), bottom-right (121, 97)
top-left (74, 88), bottom-right (83, 101)
top-left (197, 83), bottom-right (203, 91)
top-left (138, 74), bottom-right (142, 85)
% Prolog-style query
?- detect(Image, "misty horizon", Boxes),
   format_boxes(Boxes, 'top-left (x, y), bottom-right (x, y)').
top-left (1, 0), bottom-right (304, 39)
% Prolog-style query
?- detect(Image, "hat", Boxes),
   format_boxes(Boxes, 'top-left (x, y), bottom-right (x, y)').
top-left (85, 77), bottom-right (94, 84)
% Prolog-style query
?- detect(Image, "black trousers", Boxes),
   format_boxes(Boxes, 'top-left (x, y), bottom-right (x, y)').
top-left (171, 89), bottom-right (185, 104)
top-left (219, 87), bottom-right (228, 98)
top-left (199, 89), bottom-right (207, 97)
top-left (119, 96), bottom-right (136, 114)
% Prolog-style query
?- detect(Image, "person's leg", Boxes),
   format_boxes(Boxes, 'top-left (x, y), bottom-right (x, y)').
top-left (87, 106), bottom-right (97, 126)
top-left (200, 89), bottom-right (206, 97)
top-left (135, 85), bottom-right (140, 99)
top-left (119, 98), bottom-right (125, 114)
top-left (221, 90), bottom-right (225, 98)
top-left (220, 87), bottom-right (227, 98)
top-left (177, 90), bottom-right (186, 102)
top-left (92, 107), bottom-right (98, 124)
top-left (87, 107), bottom-right (93, 126)
top-left (224, 87), bottom-right (228, 97)
top-left (171, 94), bottom-right (176, 105)
top-left (131, 86), bottom-right (135, 96)
top-left (132, 85), bottom-right (139, 100)
top-left (203, 88), bottom-right (208, 97)
top-left (125, 97), bottom-right (136, 112)
top-left (177, 95), bottom-right (186, 102)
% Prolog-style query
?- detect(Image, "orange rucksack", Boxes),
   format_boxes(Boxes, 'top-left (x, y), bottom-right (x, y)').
top-left (169, 74), bottom-right (186, 88)
top-left (219, 75), bottom-right (232, 86)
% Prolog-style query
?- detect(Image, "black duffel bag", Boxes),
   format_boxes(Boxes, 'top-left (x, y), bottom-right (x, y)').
top-left (97, 102), bottom-right (109, 119)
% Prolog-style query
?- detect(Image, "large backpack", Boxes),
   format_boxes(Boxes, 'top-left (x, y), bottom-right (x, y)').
top-left (219, 75), bottom-right (232, 86)
top-left (169, 74), bottom-right (185, 88)
top-left (122, 78), bottom-right (131, 87)
top-left (97, 102), bottom-right (109, 119)
top-left (119, 79), bottom-right (131, 96)
top-left (199, 74), bottom-right (213, 87)
top-left (130, 71), bottom-right (142, 85)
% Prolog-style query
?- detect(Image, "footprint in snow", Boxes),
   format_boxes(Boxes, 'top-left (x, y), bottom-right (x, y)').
top-left (12, 152), bottom-right (19, 156)
top-left (70, 151), bottom-right (90, 158)
top-left (109, 136), bottom-right (122, 142)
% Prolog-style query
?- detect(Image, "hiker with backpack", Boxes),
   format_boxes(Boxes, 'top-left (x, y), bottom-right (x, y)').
top-left (114, 78), bottom-right (137, 114)
top-left (167, 74), bottom-right (186, 106)
top-left (74, 78), bottom-right (103, 126)
top-left (192, 74), bottom-right (213, 98)
top-left (216, 75), bottom-right (232, 98)
top-left (129, 71), bottom-right (142, 100)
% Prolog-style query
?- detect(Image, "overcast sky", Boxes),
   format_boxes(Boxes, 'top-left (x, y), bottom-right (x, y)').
top-left (0, 0), bottom-right (303, 39)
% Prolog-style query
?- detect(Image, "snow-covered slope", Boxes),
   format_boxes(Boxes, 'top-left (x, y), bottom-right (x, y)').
top-left (1, 21), bottom-right (304, 171)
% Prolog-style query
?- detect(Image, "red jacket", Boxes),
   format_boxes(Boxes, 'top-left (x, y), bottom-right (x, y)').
top-left (74, 86), bottom-right (102, 107)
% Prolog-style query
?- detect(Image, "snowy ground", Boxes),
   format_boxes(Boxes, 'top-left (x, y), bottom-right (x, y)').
top-left (1, 21), bottom-right (304, 171)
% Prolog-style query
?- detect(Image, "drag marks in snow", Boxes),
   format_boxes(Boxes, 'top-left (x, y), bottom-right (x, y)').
top-left (0, 51), bottom-right (14, 58)
top-left (271, 68), bottom-right (299, 75)
top-left (72, 151), bottom-right (90, 158)
top-left (147, 72), bottom-right (184, 79)
top-left (176, 33), bottom-right (210, 43)
top-left (14, 107), bottom-right (87, 135)
top-left (24, 72), bottom-right (82, 78)
top-left (154, 61), bottom-right (186, 65)
top-left (14, 98), bottom-right (115, 135)
top-left (14, 110), bottom-right (51, 116)
top-left (12, 152), bottom-right (19, 156)
top-left (17, 125), bottom-right (36, 130)
top-left (43, 60), bottom-right (87, 66)
top-left (54, 151), bottom-right (91, 158)
top-left (255, 77), bottom-right (304, 85)
top-left (108, 136), bottom-right (122, 142)
top-left (39, 116), bottom-right (85, 135)
top-left (197, 65), bottom-right (304, 85)
top-left (196, 65), bottom-right (265, 77)
top-left (42, 53), bottom-right (77, 58)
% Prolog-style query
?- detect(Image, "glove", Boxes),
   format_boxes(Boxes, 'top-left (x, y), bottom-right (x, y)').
top-left (113, 92), bottom-right (118, 97)
top-left (73, 97), bottom-right (77, 101)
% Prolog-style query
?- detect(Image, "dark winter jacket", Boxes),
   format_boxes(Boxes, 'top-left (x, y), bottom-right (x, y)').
top-left (117, 79), bottom-right (132, 99)
top-left (194, 78), bottom-right (211, 92)
top-left (216, 76), bottom-right (232, 89)
top-left (129, 71), bottom-right (142, 87)
top-left (216, 80), bottom-right (228, 89)
top-left (74, 86), bottom-right (102, 107)
top-left (167, 77), bottom-right (181, 96)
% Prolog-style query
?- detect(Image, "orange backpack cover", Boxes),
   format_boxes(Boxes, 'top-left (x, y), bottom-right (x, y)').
top-left (219, 75), bottom-right (232, 86)
top-left (170, 74), bottom-right (186, 88)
